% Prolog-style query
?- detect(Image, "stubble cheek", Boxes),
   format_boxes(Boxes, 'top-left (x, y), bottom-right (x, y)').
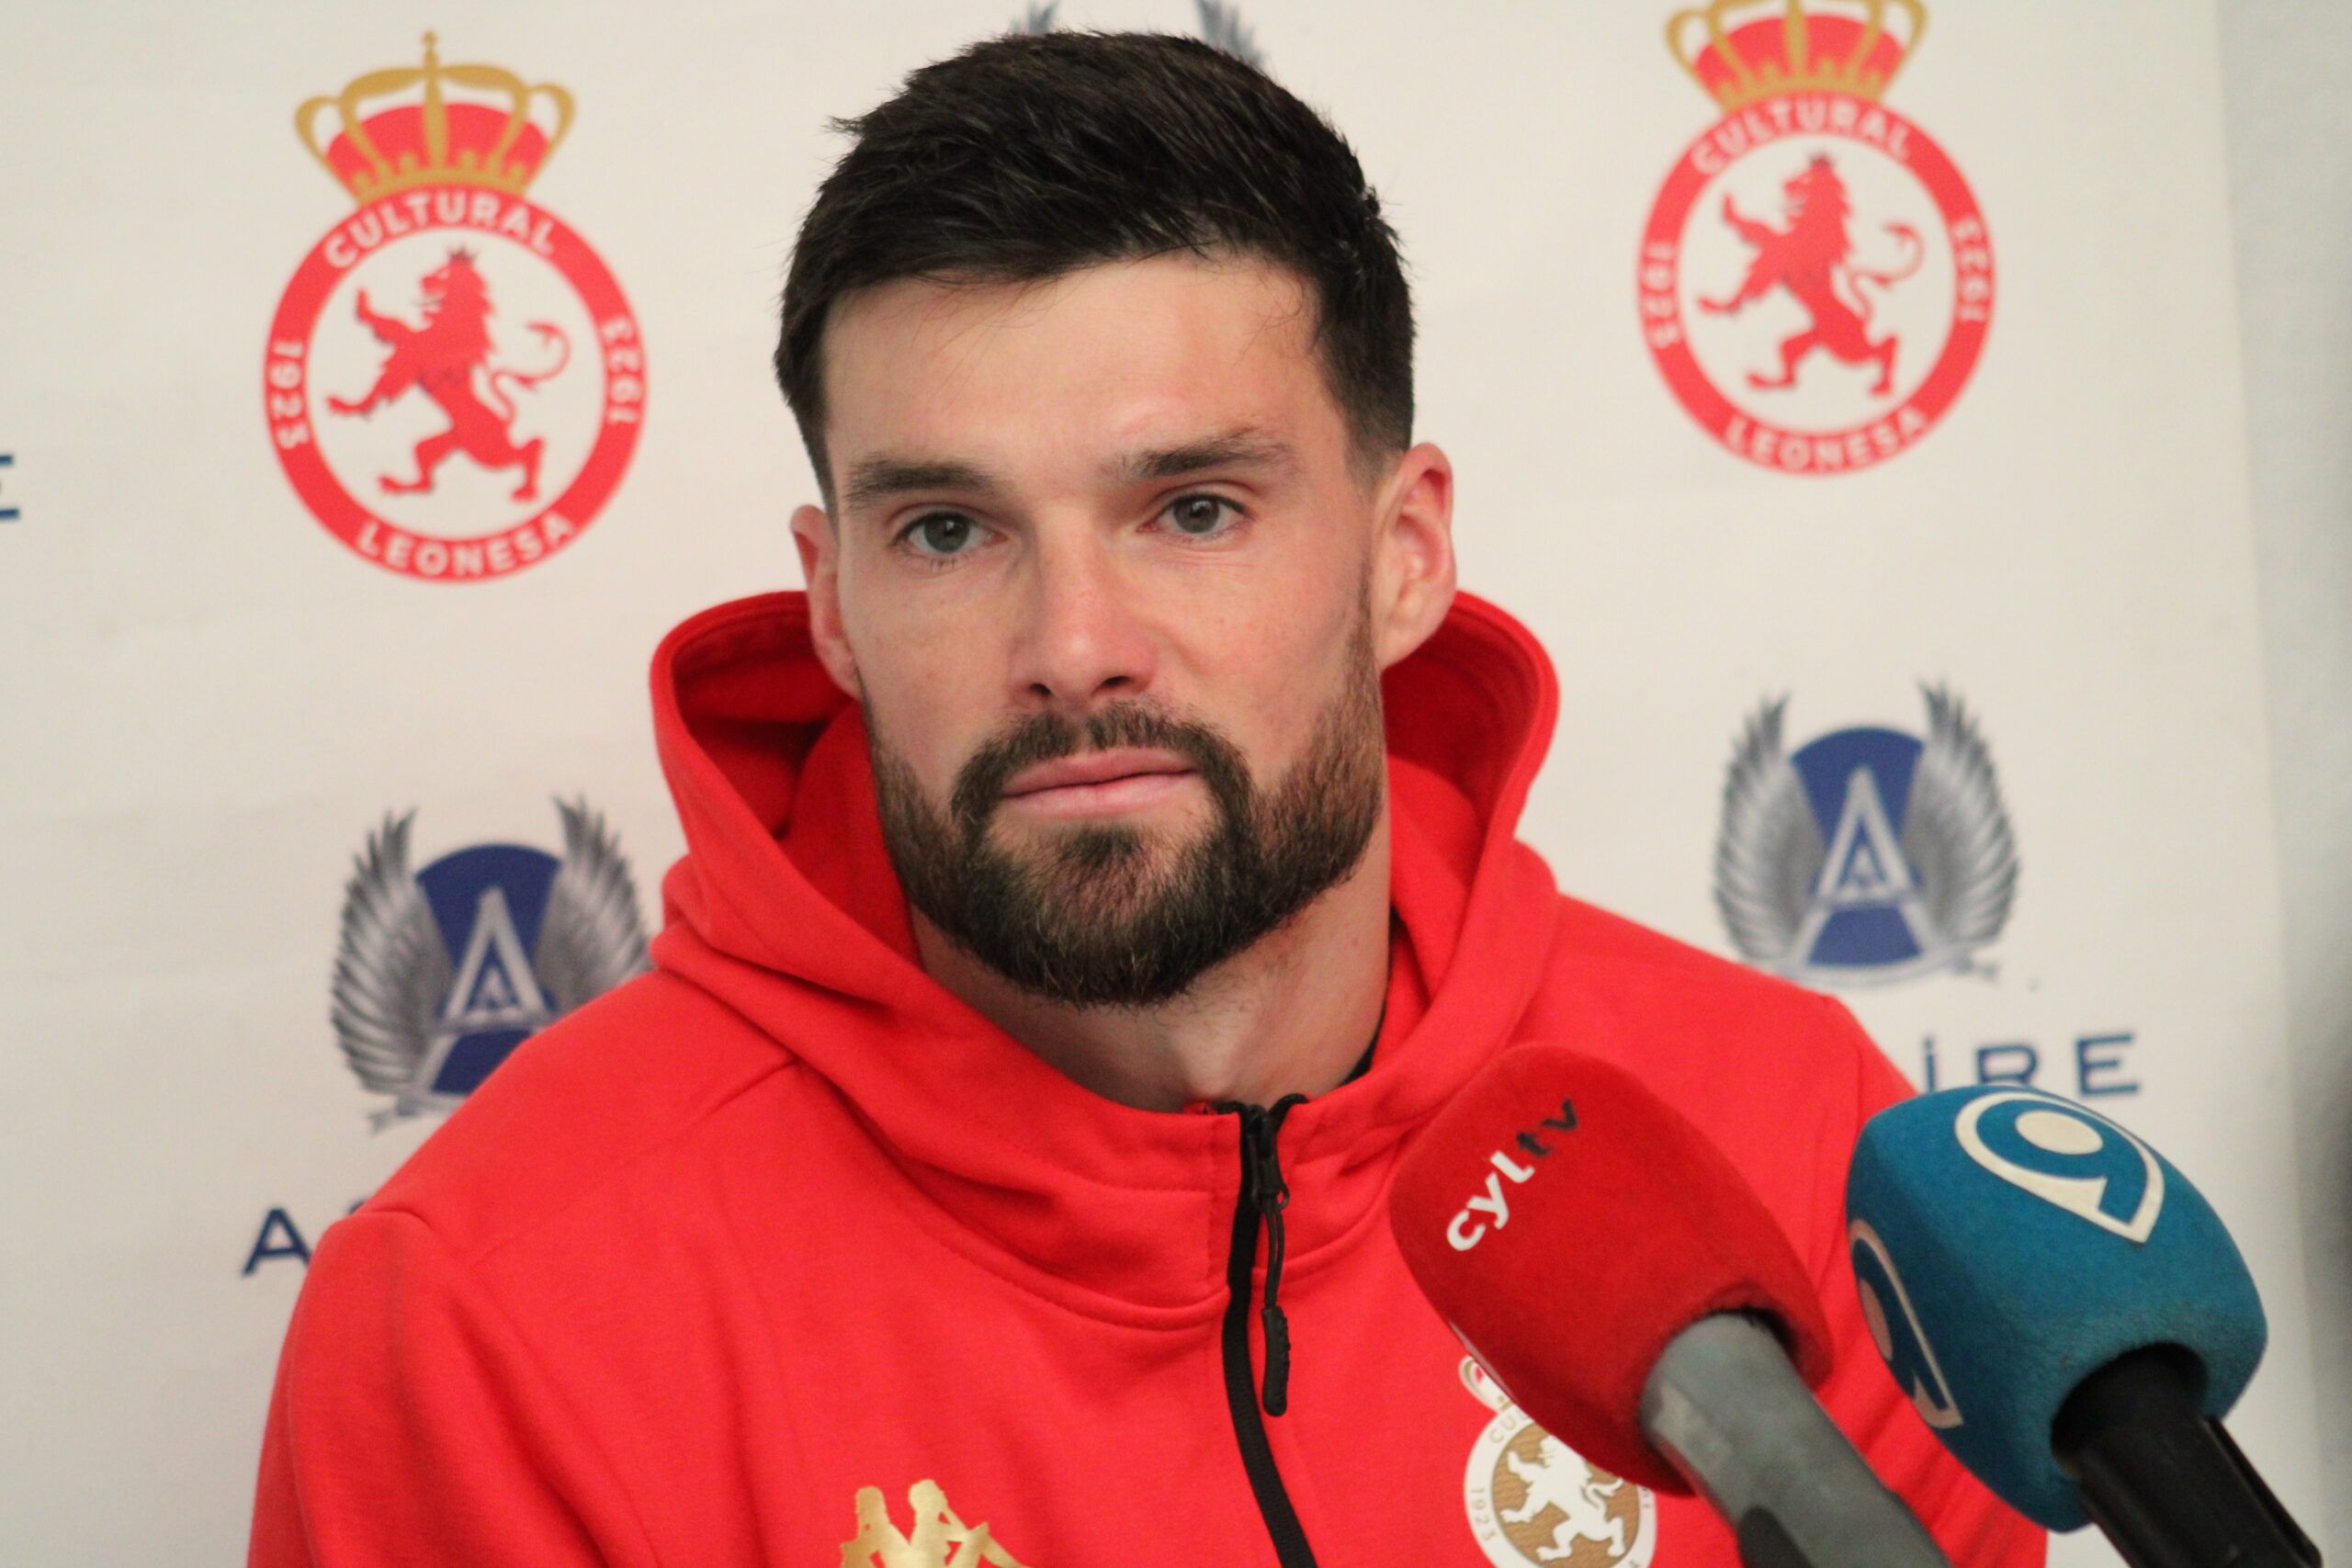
top-left (862, 674), bottom-right (974, 805)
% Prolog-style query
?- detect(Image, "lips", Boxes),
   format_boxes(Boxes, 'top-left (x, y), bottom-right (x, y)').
top-left (1001, 749), bottom-right (1195, 798)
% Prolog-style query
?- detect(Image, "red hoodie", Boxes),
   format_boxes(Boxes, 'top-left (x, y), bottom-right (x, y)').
top-left (251, 590), bottom-right (2041, 1568)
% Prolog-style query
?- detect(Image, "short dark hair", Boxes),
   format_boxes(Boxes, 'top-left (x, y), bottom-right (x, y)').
top-left (775, 30), bottom-right (1413, 497)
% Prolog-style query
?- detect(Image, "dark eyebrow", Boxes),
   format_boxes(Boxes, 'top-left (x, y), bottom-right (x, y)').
top-left (1113, 430), bottom-right (1295, 484)
top-left (838, 431), bottom-right (1292, 515)
top-left (839, 457), bottom-right (1005, 516)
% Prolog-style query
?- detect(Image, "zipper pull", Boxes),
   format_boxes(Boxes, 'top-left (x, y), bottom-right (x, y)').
top-left (1261, 1298), bottom-right (1293, 1416)
top-left (1253, 1095), bottom-right (1306, 1417)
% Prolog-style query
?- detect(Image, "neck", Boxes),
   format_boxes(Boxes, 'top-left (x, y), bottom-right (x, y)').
top-left (909, 818), bottom-right (1393, 1113)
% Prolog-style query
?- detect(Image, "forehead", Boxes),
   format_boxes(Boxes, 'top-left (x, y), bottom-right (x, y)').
top-left (818, 254), bottom-right (1343, 485)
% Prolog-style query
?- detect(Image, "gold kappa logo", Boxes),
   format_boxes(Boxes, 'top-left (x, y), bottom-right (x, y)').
top-left (841, 1479), bottom-right (1031, 1567)
top-left (1461, 1359), bottom-right (1657, 1568)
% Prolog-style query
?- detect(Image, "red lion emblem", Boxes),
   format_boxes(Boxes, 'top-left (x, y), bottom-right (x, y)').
top-left (1701, 154), bottom-right (1922, 396)
top-left (327, 248), bottom-right (571, 501)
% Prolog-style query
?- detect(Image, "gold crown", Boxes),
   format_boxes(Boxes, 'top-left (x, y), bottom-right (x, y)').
top-left (297, 33), bottom-right (574, 204)
top-left (1668, 0), bottom-right (1925, 111)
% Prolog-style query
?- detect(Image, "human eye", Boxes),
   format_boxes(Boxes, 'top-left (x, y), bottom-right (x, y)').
top-left (893, 510), bottom-right (990, 564)
top-left (1158, 493), bottom-right (1246, 541)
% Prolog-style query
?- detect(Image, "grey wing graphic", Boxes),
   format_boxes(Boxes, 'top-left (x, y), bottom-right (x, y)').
top-left (1194, 1), bottom-right (1266, 68)
top-left (331, 812), bottom-right (452, 1096)
top-left (1012, 1), bottom-right (1058, 33)
top-left (1713, 695), bottom-right (1827, 971)
top-left (1899, 684), bottom-right (2018, 954)
top-left (533, 799), bottom-right (652, 1018)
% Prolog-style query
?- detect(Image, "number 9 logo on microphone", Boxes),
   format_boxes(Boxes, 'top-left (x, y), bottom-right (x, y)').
top-left (1954, 1091), bottom-right (2165, 1243)
top-left (1849, 1219), bottom-right (1962, 1431)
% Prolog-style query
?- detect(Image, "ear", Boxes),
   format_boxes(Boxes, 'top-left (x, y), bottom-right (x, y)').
top-left (1369, 442), bottom-right (1457, 671)
top-left (791, 503), bottom-right (862, 697)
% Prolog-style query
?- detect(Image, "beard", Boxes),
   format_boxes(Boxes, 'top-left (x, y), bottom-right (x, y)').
top-left (867, 608), bottom-right (1385, 1009)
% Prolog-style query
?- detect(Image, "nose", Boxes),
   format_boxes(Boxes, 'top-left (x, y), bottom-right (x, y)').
top-left (1005, 525), bottom-right (1158, 717)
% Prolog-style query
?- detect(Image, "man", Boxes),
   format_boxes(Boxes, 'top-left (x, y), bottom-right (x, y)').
top-left (252, 30), bottom-right (2041, 1566)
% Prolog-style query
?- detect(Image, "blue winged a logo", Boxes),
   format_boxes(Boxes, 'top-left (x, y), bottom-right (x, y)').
top-left (330, 799), bottom-right (650, 1126)
top-left (1714, 685), bottom-right (2018, 987)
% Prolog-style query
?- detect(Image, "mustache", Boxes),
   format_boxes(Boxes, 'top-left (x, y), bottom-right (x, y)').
top-left (948, 702), bottom-right (1250, 837)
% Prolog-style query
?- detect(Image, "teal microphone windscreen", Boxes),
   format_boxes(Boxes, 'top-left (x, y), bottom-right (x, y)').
top-left (1844, 1086), bottom-right (2266, 1529)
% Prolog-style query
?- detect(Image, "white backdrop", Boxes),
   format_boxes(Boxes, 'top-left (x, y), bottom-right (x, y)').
top-left (2221, 0), bottom-right (2352, 1550)
top-left (0, 2), bottom-right (2332, 1562)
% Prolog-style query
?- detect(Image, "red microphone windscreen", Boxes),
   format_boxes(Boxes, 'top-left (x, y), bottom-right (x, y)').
top-left (1389, 1043), bottom-right (1834, 1494)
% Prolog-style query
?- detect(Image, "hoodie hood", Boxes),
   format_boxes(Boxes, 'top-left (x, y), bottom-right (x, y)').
top-left (647, 589), bottom-right (1561, 1317)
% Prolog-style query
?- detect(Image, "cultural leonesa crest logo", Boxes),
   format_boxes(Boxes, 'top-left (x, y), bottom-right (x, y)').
top-left (263, 33), bottom-right (645, 581)
top-left (1637, 0), bottom-right (1994, 474)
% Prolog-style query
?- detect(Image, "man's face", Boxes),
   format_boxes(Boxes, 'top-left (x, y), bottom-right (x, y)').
top-left (794, 254), bottom-right (1445, 1007)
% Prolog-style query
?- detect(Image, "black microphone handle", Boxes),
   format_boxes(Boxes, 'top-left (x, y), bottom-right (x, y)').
top-left (2051, 1345), bottom-right (2318, 1568)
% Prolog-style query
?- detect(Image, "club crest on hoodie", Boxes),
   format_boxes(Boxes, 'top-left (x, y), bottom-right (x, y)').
top-left (1461, 1359), bottom-right (1657, 1568)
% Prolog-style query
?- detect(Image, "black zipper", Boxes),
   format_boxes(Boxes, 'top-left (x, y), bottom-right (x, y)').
top-left (1215, 1095), bottom-right (1318, 1568)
